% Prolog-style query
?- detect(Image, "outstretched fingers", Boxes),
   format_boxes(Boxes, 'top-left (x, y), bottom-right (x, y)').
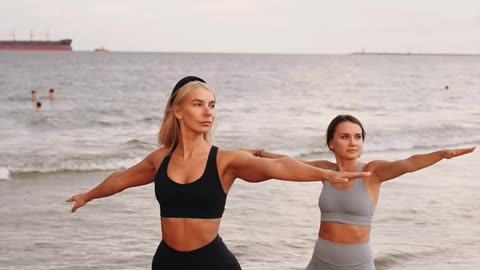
top-left (330, 171), bottom-right (371, 184)
top-left (337, 171), bottom-right (371, 179)
top-left (66, 194), bottom-right (86, 213)
top-left (71, 204), bottom-right (80, 213)
top-left (446, 147), bottom-right (476, 159)
top-left (456, 147), bottom-right (476, 156)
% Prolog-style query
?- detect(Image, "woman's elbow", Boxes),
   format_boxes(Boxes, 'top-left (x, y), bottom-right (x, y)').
top-left (243, 177), bottom-right (268, 183)
top-left (110, 171), bottom-right (129, 192)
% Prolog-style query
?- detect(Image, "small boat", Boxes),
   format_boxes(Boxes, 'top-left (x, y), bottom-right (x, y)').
top-left (94, 46), bottom-right (109, 52)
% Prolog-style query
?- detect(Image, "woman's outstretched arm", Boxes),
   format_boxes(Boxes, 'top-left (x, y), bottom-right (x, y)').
top-left (370, 147), bottom-right (475, 183)
top-left (239, 148), bottom-right (333, 169)
top-left (66, 149), bottom-right (167, 213)
top-left (227, 150), bottom-right (369, 184)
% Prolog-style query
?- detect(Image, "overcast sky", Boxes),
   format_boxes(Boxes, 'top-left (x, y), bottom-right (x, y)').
top-left (2, 0), bottom-right (480, 54)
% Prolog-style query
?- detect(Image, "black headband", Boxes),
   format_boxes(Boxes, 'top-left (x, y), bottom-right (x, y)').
top-left (169, 76), bottom-right (206, 106)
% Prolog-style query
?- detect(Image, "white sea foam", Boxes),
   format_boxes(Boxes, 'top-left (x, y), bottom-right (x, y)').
top-left (0, 167), bottom-right (10, 180)
top-left (7, 157), bottom-right (143, 174)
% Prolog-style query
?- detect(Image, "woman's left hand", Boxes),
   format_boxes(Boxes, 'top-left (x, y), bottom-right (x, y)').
top-left (441, 147), bottom-right (476, 159)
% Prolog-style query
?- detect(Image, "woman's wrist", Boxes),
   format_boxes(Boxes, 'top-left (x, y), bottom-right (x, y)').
top-left (323, 169), bottom-right (336, 182)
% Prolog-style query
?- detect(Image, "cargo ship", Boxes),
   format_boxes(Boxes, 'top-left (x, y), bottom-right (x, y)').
top-left (0, 31), bottom-right (73, 51)
top-left (0, 39), bottom-right (73, 51)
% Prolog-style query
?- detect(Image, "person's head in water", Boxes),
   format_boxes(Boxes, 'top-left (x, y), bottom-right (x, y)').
top-left (158, 76), bottom-right (215, 148)
top-left (35, 101), bottom-right (42, 111)
top-left (31, 90), bottom-right (39, 101)
top-left (48, 88), bottom-right (57, 100)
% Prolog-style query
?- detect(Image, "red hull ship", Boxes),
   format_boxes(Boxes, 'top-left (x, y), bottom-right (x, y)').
top-left (0, 39), bottom-right (73, 51)
top-left (94, 46), bottom-right (109, 52)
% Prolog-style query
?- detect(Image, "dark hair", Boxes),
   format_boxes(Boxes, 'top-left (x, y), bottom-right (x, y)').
top-left (36, 101), bottom-right (42, 107)
top-left (32, 90), bottom-right (36, 94)
top-left (169, 76), bottom-right (206, 106)
top-left (326, 114), bottom-right (366, 150)
top-left (49, 89), bottom-right (55, 93)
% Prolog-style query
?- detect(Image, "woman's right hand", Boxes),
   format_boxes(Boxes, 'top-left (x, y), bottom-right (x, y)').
top-left (66, 194), bottom-right (89, 213)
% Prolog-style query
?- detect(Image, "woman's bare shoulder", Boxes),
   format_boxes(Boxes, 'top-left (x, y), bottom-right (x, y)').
top-left (363, 160), bottom-right (386, 171)
top-left (216, 148), bottom-right (253, 167)
top-left (146, 147), bottom-right (172, 163)
top-left (217, 148), bottom-right (244, 159)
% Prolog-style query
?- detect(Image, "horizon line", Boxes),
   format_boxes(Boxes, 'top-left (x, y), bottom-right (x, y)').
top-left (68, 49), bottom-right (480, 56)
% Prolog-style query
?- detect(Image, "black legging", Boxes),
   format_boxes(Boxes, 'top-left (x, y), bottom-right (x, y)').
top-left (152, 235), bottom-right (242, 270)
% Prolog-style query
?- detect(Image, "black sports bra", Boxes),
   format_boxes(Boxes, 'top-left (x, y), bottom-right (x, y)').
top-left (154, 146), bottom-right (226, 219)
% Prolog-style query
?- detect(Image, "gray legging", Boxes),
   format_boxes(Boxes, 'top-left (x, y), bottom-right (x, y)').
top-left (306, 238), bottom-right (375, 270)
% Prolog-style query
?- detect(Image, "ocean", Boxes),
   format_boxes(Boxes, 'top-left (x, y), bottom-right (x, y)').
top-left (0, 51), bottom-right (479, 269)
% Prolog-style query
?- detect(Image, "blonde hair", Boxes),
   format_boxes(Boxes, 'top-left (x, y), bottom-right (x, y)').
top-left (158, 81), bottom-right (216, 147)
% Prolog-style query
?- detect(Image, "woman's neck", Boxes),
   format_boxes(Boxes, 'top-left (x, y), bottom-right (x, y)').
top-left (334, 158), bottom-right (360, 172)
top-left (174, 135), bottom-right (211, 159)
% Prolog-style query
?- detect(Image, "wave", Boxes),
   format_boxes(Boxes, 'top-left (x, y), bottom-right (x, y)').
top-left (6, 156), bottom-right (143, 176)
top-left (139, 116), bottom-right (161, 123)
top-left (5, 95), bottom-right (34, 102)
top-left (83, 116), bottom-right (160, 128)
top-left (330, 103), bottom-right (390, 112)
top-left (29, 116), bottom-right (62, 126)
top-left (1, 138), bottom-right (158, 177)
top-left (123, 139), bottom-right (157, 151)
top-left (2, 131), bottom-right (477, 178)
top-left (374, 247), bottom-right (445, 270)
top-left (126, 138), bottom-right (153, 146)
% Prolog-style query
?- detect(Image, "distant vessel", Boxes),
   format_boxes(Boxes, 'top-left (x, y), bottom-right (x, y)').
top-left (0, 39), bottom-right (72, 51)
top-left (94, 46), bottom-right (109, 52)
top-left (0, 31), bottom-right (72, 51)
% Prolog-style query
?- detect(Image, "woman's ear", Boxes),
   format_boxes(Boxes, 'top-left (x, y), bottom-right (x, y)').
top-left (328, 140), bottom-right (334, 151)
top-left (173, 105), bottom-right (183, 120)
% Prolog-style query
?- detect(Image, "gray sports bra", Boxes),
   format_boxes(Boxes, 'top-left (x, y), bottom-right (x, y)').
top-left (319, 163), bottom-right (375, 227)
